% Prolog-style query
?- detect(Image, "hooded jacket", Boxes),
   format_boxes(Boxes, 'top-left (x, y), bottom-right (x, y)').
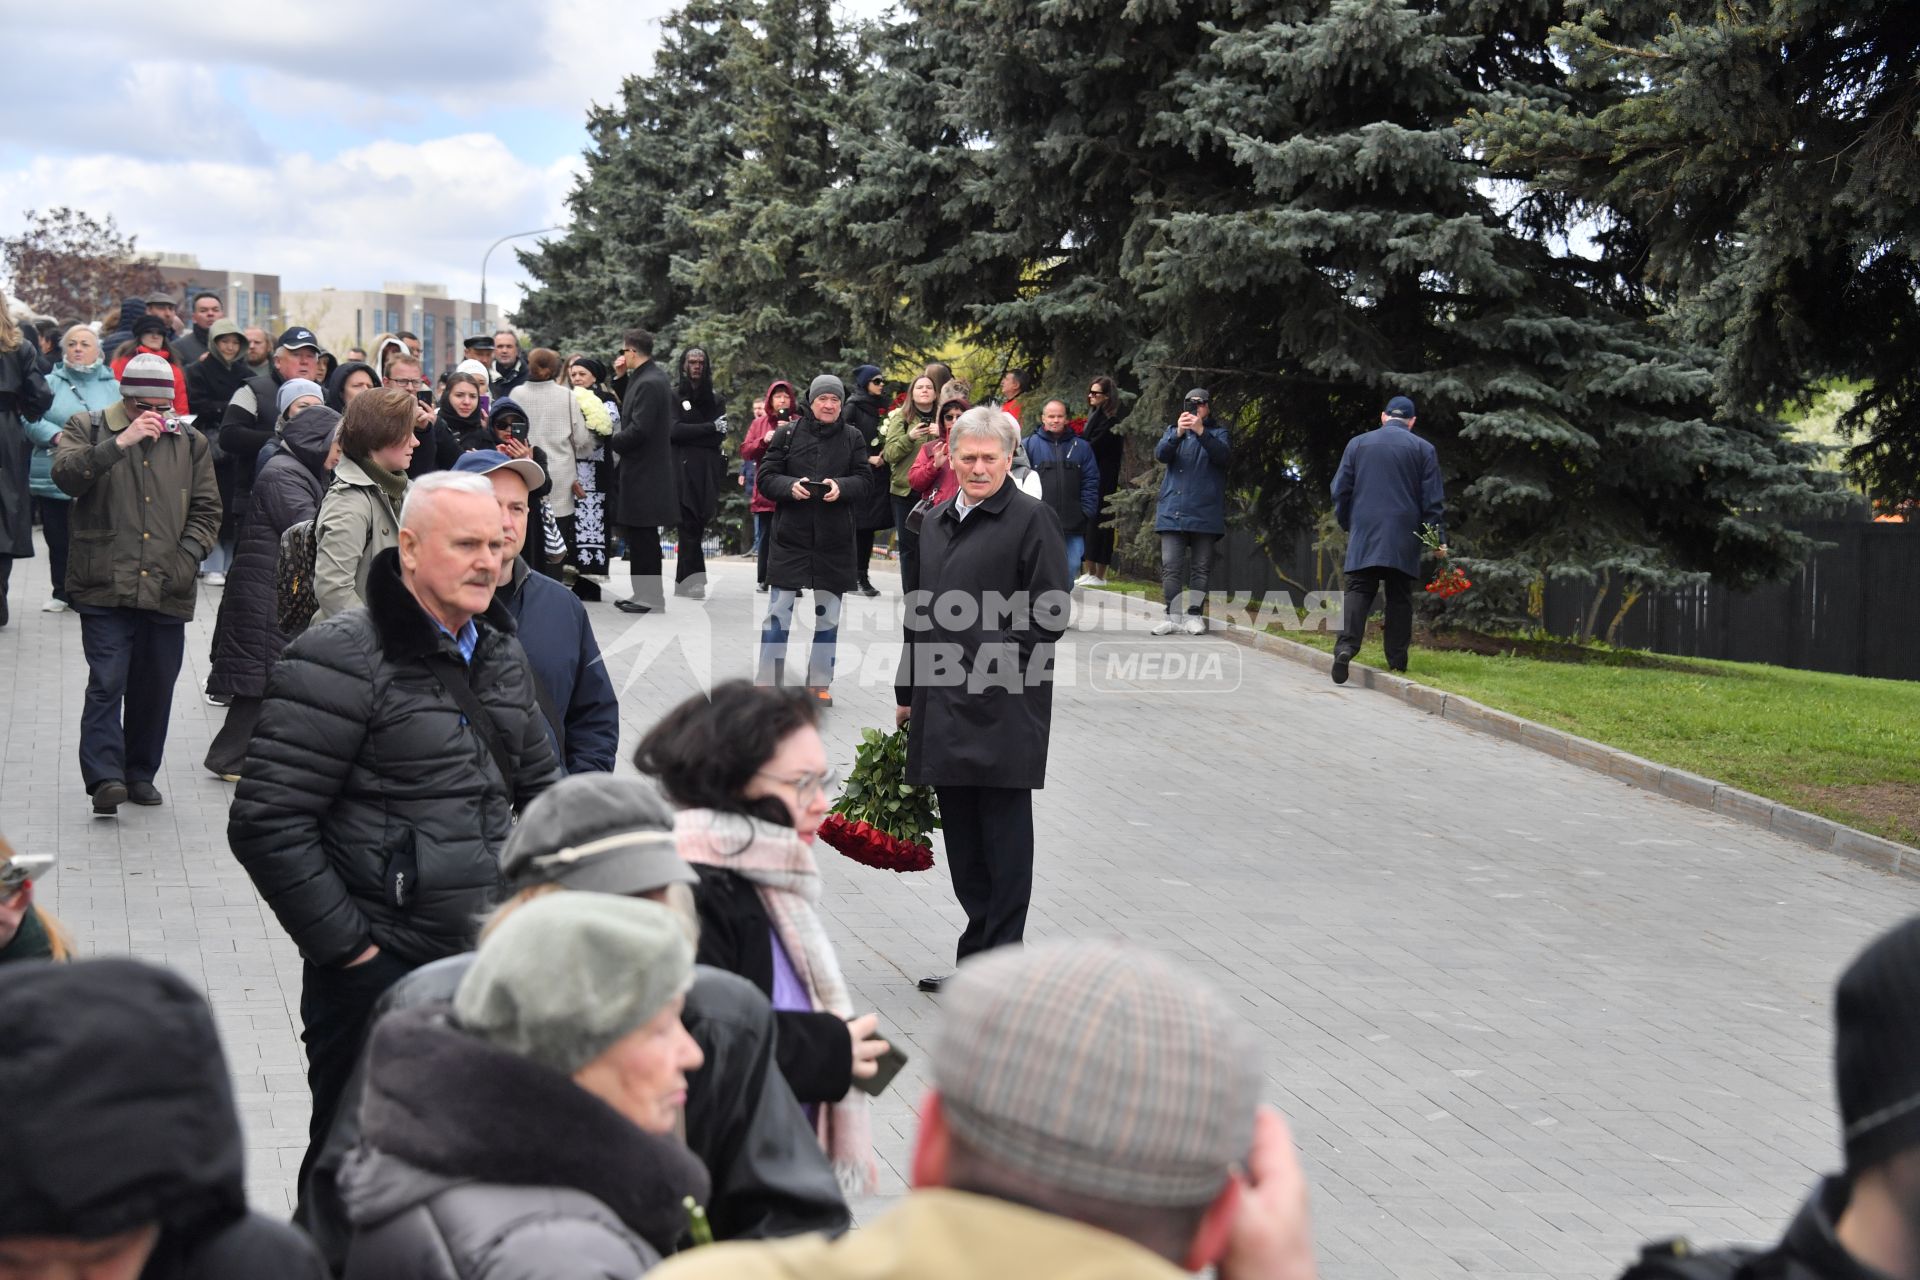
top-left (340, 1006), bottom-right (709, 1280)
top-left (843, 374), bottom-right (892, 532)
top-left (304, 957), bottom-right (849, 1271)
top-left (27, 358), bottom-right (120, 500)
top-left (52, 399), bottom-right (223, 618)
top-left (738, 379), bottom-right (797, 516)
top-left (207, 404), bottom-right (338, 699)
top-left (0, 958), bottom-right (328, 1280)
top-left (184, 319), bottom-right (252, 422)
top-left (755, 406), bottom-right (870, 593)
top-left (227, 546), bottom-right (562, 968)
top-left (671, 351), bottom-right (727, 523)
top-left (324, 360), bottom-right (382, 412)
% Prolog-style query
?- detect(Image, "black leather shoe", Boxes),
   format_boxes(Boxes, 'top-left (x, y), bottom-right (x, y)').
top-left (92, 780), bottom-right (128, 816)
top-left (615, 597), bottom-right (654, 614)
top-left (917, 974), bottom-right (950, 993)
top-left (857, 579), bottom-right (880, 598)
top-left (128, 781), bottom-right (164, 806)
top-left (1331, 648), bottom-right (1354, 685)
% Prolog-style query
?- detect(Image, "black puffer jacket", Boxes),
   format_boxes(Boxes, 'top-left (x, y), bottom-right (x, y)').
top-left (755, 412), bottom-right (869, 594)
top-left (0, 958), bottom-right (327, 1279)
top-left (339, 1006), bottom-right (709, 1280)
top-left (207, 404), bottom-right (337, 699)
top-left (227, 547), bottom-right (562, 968)
top-left (304, 957), bottom-right (849, 1269)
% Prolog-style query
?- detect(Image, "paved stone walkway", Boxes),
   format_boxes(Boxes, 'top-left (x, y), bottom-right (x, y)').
top-left (2, 547), bottom-right (1915, 1279)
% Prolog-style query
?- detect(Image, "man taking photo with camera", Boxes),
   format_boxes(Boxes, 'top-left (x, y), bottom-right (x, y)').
top-left (52, 352), bottom-right (222, 816)
top-left (1151, 388), bottom-right (1230, 636)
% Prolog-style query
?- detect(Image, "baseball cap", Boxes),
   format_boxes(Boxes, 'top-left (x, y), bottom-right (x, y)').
top-left (275, 326), bottom-right (321, 353)
top-left (453, 447), bottom-right (545, 492)
top-left (1385, 395), bottom-right (1417, 419)
top-left (498, 773), bottom-right (697, 896)
top-left (1182, 387), bottom-right (1211, 405)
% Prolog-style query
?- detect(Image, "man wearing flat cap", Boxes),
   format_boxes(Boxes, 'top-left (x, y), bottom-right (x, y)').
top-left (653, 938), bottom-right (1318, 1280)
top-left (1151, 388), bottom-right (1231, 636)
top-left (1329, 395), bottom-right (1446, 683)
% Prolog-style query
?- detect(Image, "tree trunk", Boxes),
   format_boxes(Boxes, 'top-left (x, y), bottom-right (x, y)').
top-left (1579, 571), bottom-right (1611, 643)
top-left (1605, 587), bottom-right (1643, 647)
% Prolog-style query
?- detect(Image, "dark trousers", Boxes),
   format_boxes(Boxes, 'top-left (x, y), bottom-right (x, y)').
top-left (856, 528), bottom-right (881, 585)
top-left (1160, 531), bottom-right (1218, 615)
top-left (77, 606), bottom-right (186, 789)
top-left (294, 950), bottom-right (412, 1223)
top-left (41, 500), bottom-right (70, 602)
top-left (754, 513), bottom-right (774, 585)
top-left (891, 494), bottom-right (921, 596)
top-left (676, 518), bottom-right (707, 589)
top-left (204, 695), bottom-right (262, 777)
top-left (622, 524), bottom-right (664, 610)
top-left (1088, 488), bottom-right (1120, 567)
top-left (1339, 567), bottom-right (1415, 669)
top-left (936, 785), bottom-right (1035, 964)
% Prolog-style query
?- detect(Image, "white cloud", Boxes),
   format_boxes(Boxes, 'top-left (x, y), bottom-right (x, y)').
top-left (0, 135), bottom-right (575, 315)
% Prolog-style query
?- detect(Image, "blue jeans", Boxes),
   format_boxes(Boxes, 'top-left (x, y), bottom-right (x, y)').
top-left (760, 588), bottom-right (842, 687)
top-left (1062, 531), bottom-right (1086, 580)
top-left (77, 606), bottom-right (186, 789)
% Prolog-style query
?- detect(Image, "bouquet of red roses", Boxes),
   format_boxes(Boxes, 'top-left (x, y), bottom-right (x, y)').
top-left (1419, 524), bottom-right (1472, 598)
top-left (818, 726), bottom-right (941, 872)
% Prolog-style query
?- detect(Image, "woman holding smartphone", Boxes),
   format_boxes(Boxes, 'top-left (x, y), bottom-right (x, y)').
top-left (634, 681), bottom-right (885, 1195)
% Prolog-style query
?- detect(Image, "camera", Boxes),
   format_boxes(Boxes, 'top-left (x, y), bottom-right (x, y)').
top-left (160, 414), bottom-right (185, 434)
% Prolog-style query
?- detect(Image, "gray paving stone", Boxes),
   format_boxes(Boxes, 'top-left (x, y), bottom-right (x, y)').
top-left (2, 551), bottom-right (1915, 1274)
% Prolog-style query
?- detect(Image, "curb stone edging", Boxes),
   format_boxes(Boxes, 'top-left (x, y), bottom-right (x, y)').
top-left (1079, 586), bottom-right (1918, 879)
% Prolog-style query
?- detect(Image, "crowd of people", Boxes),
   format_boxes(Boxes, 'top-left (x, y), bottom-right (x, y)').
top-left (0, 286), bottom-right (1519, 1279)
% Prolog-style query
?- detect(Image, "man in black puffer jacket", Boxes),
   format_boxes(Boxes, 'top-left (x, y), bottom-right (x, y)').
top-left (0, 958), bottom-right (328, 1279)
top-left (228, 470), bottom-right (561, 1227)
top-left (755, 374), bottom-right (869, 704)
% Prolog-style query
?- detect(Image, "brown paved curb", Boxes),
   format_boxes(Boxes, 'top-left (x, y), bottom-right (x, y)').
top-left (1081, 587), bottom-right (1918, 879)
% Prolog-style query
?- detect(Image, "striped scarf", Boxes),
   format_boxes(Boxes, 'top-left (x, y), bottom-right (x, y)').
top-left (673, 808), bottom-right (877, 1196)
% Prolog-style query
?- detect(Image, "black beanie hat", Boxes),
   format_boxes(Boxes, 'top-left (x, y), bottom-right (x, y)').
top-left (1836, 916), bottom-right (1920, 1174)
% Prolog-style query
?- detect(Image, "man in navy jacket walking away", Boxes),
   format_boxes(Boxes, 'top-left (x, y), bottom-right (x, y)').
top-left (1330, 395), bottom-right (1447, 684)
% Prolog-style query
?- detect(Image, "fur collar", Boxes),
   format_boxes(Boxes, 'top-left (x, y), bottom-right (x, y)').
top-left (362, 1007), bottom-right (709, 1251)
top-left (364, 546), bottom-right (517, 662)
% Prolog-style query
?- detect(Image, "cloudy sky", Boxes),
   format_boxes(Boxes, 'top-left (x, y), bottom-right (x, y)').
top-left (2, 0), bottom-right (888, 319)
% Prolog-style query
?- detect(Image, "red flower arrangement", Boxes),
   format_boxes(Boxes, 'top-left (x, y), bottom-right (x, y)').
top-left (817, 726), bottom-right (940, 873)
top-left (1068, 416), bottom-right (1088, 434)
top-left (1425, 566), bottom-right (1472, 598)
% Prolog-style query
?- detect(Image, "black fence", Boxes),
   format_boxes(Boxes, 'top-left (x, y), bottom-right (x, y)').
top-left (1121, 518), bottom-right (1920, 682)
top-left (1540, 519), bottom-right (1920, 682)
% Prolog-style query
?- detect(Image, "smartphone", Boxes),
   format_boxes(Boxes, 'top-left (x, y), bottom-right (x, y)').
top-left (510, 419), bottom-right (530, 444)
top-left (851, 1041), bottom-right (909, 1097)
top-left (417, 390), bottom-right (434, 408)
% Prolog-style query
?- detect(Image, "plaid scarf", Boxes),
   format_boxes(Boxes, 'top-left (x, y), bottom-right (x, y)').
top-left (674, 808), bottom-right (877, 1195)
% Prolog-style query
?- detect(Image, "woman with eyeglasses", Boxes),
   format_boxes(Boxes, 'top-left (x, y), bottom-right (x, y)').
top-left (633, 681), bottom-right (886, 1192)
top-left (1077, 375), bottom-right (1126, 585)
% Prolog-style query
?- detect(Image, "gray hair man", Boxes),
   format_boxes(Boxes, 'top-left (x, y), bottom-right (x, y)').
top-left (229, 468), bottom-right (560, 1224)
top-left (893, 406), bottom-right (1070, 992)
top-left (651, 939), bottom-right (1318, 1280)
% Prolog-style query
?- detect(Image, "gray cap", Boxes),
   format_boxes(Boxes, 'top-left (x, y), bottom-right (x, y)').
top-left (807, 374), bottom-right (844, 404)
top-left (500, 774), bottom-right (696, 897)
top-left (454, 893), bottom-right (694, 1076)
top-left (933, 939), bottom-right (1261, 1207)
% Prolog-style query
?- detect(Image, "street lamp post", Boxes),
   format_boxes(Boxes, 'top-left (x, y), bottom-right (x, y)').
top-left (480, 227), bottom-right (563, 318)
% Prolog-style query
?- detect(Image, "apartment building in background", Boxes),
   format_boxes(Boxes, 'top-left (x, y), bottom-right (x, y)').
top-left (279, 284), bottom-right (502, 382)
top-left (145, 253), bottom-right (281, 334)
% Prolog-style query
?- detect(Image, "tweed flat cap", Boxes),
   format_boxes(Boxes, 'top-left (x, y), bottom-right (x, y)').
top-left (934, 939), bottom-right (1261, 1207)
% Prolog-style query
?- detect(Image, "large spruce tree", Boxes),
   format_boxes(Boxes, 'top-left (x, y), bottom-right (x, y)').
top-left (1468, 2), bottom-right (1920, 507)
top-left (826, 0), bottom-right (1834, 613)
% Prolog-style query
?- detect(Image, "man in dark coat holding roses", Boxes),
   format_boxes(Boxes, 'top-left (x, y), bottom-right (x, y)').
top-left (893, 406), bottom-right (1070, 992)
top-left (755, 375), bottom-right (869, 704)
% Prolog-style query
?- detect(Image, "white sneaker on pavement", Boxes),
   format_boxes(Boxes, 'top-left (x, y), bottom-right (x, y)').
top-left (1182, 615), bottom-right (1207, 636)
top-left (1150, 618), bottom-right (1178, 636)
top-left (204, 571), bottom-right (227, 586)
top-left (41, 597), bottom-right (68, 613)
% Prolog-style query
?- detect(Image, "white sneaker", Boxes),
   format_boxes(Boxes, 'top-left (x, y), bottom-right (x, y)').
top-left (1077, 573), bottom-right (1106, 586)
top-left (1182, 615), bottom-right (1207, 636)
top-left (41, 597), bottom-right (68, 613)
top-left (1150, 618), bottom-right (1178, 636)
top-left (204, 571), bottom-right (227, 586)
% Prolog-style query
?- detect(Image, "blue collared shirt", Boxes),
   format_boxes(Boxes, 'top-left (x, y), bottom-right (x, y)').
top-left (437, 617), bottom-right (480, 664)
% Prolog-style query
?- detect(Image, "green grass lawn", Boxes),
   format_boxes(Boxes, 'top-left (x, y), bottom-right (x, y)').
top-left (1265, 626), bottom-right (1920, 846)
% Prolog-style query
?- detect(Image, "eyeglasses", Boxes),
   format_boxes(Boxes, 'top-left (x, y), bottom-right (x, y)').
top-left (389, 377), bottom-right (426, 389)
top-left (754, 767), bottom-right (842, 804)
top-left (1087, 390), bottom-right (1105, 398)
